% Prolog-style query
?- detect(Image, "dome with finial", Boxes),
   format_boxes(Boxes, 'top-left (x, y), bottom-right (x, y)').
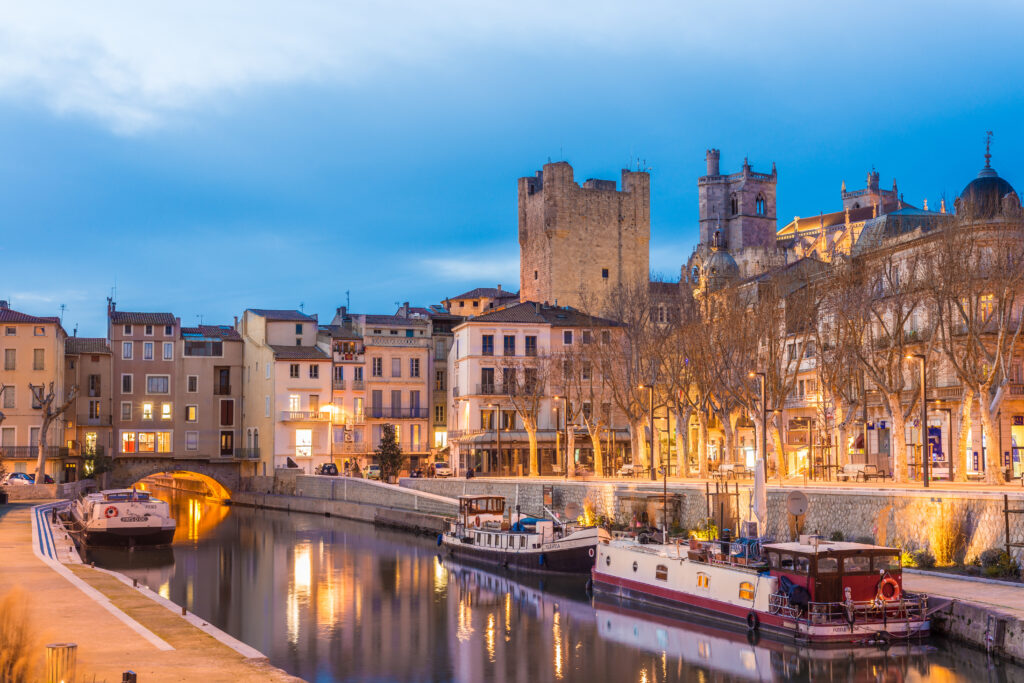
top-left (700, 230), bottom-right (739, 288)
top-left (957, 132), bottom-right (1017, 219)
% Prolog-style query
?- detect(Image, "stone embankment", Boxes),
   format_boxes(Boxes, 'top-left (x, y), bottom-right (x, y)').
top-left (2, 477), bottom-right (95, 500)
top-left (232, 471), bottom-right (458, 534)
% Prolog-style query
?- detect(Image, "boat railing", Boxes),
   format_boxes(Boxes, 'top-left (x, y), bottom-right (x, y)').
top-left (771, 593), bottom-right (929, 624)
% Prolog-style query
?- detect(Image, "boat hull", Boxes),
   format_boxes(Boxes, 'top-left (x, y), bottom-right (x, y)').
top-left (81, 526), bottom-right (176, 547)
top-left (592, 570), bottom-right (929, 645)
top-left (444, 540), bottom-right (597, 574)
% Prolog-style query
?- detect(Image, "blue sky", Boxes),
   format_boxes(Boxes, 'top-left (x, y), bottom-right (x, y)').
top-left (1, 1), bottom-right (1022, 336)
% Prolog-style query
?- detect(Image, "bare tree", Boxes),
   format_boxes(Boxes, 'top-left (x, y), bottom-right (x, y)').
top-left (500, 355), bottom-right (555, 477)
top-left (31, 382), bottom-right (77, 484)
top-left (558, 325), bottom-right (621, 477)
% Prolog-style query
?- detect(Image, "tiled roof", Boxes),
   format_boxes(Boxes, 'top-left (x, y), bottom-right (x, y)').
top-left (465, 301), bottom-right (619, 327)
top-left (65, 337), bottom-right (110, 354)
top-left (109, 311), bottom-right (176, 325)
top-left (180, 325), bottom-right (241, 341)
top-left (447, 287), bottom-right (519, 301)
top-left (248, 309), bottom-right (316, 322)
top-left (319, 324), bottom-right (362, 340)
top-left (363, 314), bottom-right (429, 326)
top-left (0, 307), bottom-right (61, 325)
top-left (270, 345), bottom-right (330, 360)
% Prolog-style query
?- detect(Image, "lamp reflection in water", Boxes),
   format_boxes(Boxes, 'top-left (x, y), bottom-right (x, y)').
top-left (486, 613), bottom-right (496, 663)
top-left (552, 610), bottom-right (564, 680)
top-left (432, 555), bottom-right (448, 594)
top-left (287, 542), bottom-right (313, 645)
top-left (457, 594), bottom-right (474, 642)
top-left (504, 592), bottom-right (511, 637)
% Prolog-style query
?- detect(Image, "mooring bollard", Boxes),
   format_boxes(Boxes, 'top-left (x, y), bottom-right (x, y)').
top-left (181, 605), bottom-right (187, 616)
top-left (122, 671), bottom-right (138, 683)
top-left (45, 643), bottom-right (77, 683)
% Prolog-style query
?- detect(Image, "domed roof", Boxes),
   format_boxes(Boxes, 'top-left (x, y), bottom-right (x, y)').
top-left (702, 248), bottom-right (740, 281)
top-left (958, 143), bottom-right (1017, 219)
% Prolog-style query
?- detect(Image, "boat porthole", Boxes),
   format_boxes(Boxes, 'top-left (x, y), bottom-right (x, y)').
top-left (605, 554), bottom-right (611, 567)
top-left (632, 561), bottom-right (638, 573)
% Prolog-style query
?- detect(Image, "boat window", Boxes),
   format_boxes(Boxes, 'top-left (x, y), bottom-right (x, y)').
top-left (655, 565), bottom-right (668, 581)
top-left (817, 557), bottom-right (839, 573)
top-left (874, 554), bottom-right (900, 572)
top-left (519, 536), bottom-right (525, 549)
top-left (768, 552), bottom-right (780, 568)
top-left (738, 581), bottom-right (754, 600)
top-left (779, 554), bottom-right (795, 570)
top-left (844, 556), bottom-right (872, 573)
top-left (795, 556), bottom-right (811, 573)
top-left (697, 572), bottom-right (710, 589)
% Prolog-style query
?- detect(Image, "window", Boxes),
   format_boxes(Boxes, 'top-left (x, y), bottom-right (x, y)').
top-left (221, 399), bottom-right (234, 426)
top-left (164, 325), bottom-right (173, 336)
top-left (264, 396), bottom-right (270, 417)
top-left (142, 402), bottom-right (153, 420)
top-left (739, 581), bottom-right (755, 600)
top-left (655, 564), bottom-right (668, 581)
top-left (33, 325), bottom-right (45, 336)
top-left (185, 405), bottom-right (198, 422)
top-left (354, 366), bottom-right (363, 381)
top-left (288, 394), bottom-right (301, 411)
top-left (756, 194), bottom-right (767, 216)
top-left (289, 364), bottom-right (300, 378)
top-left (4, 327), bottom-right (14, 336)
top-left (779, 554), bottom-right (794, 570)
top-left (3, 349), bottom-right (13, 370)
top-left (295, 323), bottom-right (303, 334)
top-left (186, 431), bottom-right (199, 451)
top-left (503, 335), bottom-right (516, 356)
top-left (33, 349), bottom-right (44, 371)
top-left (582, 330), bottom-right (592, 344)
top-left (333, 365), bottom-right (344, 382)
top-left (525, 336), bottom-right (537, 357)
top-left (874, 554), bottom-right (901, 572)
top-left (122, 342), bottom-right (133, 359)
top-left (2, 387), bottom-right (13, 409)
top-left (482, 335), bottom-right (494, 356)
top-left (265, 364), bottom-right (271, 380)
top-left (730, 193), bottom-right (738, 215)
top-left (121, 432), bottom-right (136, 453)
top-left (309, 364), bottom-right (319, 379)
top-left (844, 556), bottom-right (872, 573)
top-left (563, 330), bottom-right (573, 345)
top-left (372, 357), bottom-right (383, 377)
top-left (818, 557), bottom-right (839, 573)
top-left (410, 358), bottom-right (420, 377)
top-left (220, 431), bottom-right (234, 456)
top-left (435, 370), bottom-right (445, 391)
top-left (161, 403), bottom-right (172, 420)
top-left (142, 324), bottom-right (152, 336)
top-left (480, 409), bottom-right (494, 430)
top-left (143, 342), bottom-right (154, 360)
top-left (124, 324), bottom-right (132, 335)
top-left (88, 374), bottom-right (101, 397)
top-left (88, 400), bottom-right (100, 419)
top-left (146, 376), bottom-right (170, 394)
top-left (697, 573), bottom-right (710, 589)
top-left (163, 342), bottom-right (173, 360)
top-left (391, 357), bottom-right (401, 378)
top-left (601, 330), bottom-right (610, 344)
top-left (184, 341), bottom-right (223, 356)
top-left (187, 375), bottom-right (198, 392)
top-left (121, 401), bottom-right (132, 420)
top-left (534, 270), bottom-right (538, 280)
top-left (435, 404), bottom-right (445, 425)
top-left (796, 556), bottom-right (811, 573)
top-left (602, 268), bottom-right (609, 279)
top-left (30, 387), bottom-right (41, 409)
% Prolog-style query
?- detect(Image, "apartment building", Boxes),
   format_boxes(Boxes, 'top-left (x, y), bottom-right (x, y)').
top-left (0, 301), bottom-right (70, 480)
top-left (177, 325), bottom-right (244, 461)
top-left (319, 308), bottom-right (367, 469)
top-left (64, 336), bottom-right (112, 478)
top-left (239, 309), bottom-right (331, 474)
top-left (449, 301), bottom-right (628, 476)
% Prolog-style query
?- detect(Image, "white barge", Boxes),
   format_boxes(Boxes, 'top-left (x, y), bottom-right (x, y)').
top-left (69, 488), bottom-right (176, 547)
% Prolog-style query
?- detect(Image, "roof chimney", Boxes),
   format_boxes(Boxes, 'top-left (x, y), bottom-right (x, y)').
top-left (0, 300), bottom-right (7, 310)
top-left (497, 284), bottom-right (502, 294)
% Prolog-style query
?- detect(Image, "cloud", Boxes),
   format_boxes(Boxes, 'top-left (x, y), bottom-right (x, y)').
top-left (420, 253), bottom-right (518, 284)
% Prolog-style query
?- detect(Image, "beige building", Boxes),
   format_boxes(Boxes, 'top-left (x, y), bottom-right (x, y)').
top-left (177, 325), bottom-right (244, 462)
top-left (239, 309), bottom-right (331, 475)
top-left (0, 301), bottom-right (70, 480)
top-left (64, 337), bottom-right (112, 479)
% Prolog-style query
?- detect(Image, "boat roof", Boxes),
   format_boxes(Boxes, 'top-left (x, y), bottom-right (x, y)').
top-left (457, 495), bottom-right (505, 501)
top-left (763, 541), bottom-right (896, 554)
top-left (85, 489), bottom-right (153, 501)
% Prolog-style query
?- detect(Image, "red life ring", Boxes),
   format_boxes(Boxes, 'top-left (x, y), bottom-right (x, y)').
top-left (474, 516), bottom-right (481, 528)
top-left (104, 506), bottom-right (118, 518)
top-left (877, 576), bottom-right (901, 602)
top-left (588, 548), bottom-right (595, 558)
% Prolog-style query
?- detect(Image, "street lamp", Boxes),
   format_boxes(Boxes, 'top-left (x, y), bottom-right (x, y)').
top-left (638, 384), bottom-right (656, 482)
top-left (553, 396), bottom-right (568, 479)
top-left (906, 353), bottom-right (929, 488)
top-left (749, 372), bottom-right (768, 481)
top-left (639, 383), bottom-right (667, 539)
top-left (488, 402), bottom-right (501, 476)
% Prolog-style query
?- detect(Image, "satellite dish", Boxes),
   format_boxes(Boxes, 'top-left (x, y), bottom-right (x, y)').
top-left (786, 491), bottom-right (809, 517)
top-left (564, 502), bottom-right (581, 520)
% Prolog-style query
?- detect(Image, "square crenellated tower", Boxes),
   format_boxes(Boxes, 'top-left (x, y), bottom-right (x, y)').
top-left (518, 161), bottom-right (650, 310)
top-left (697, 149), bottom-right (777, 250)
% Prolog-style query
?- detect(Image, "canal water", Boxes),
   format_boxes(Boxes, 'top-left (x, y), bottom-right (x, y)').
top-left (86, 487), bottom-right (1022, 682)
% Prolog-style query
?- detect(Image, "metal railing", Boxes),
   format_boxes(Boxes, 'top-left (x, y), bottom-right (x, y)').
top-left (76, 414), bottom-right (112, 426)
top-left (367, 407), bottom-right (429, 419)
top-left (279, 410), bottom-right (330, 421)
top-left (213, 385), bottom-right (232, 396)
top-left (334, 442), bottom-right (370, 454)
top-left (0, 446), bottom-right (70, 459)
top-left (234, 448), bottom-right (261, 460)
top-left (352, 379), bottom-right (365, 390)
top-left (475, 383), bottom-right (505, 396)
top-left (333, 379), bottom-right (346, 390)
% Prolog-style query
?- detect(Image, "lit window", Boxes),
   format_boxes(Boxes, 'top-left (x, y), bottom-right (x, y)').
top-left (142, 403), bottom-right (153, 420)
top-left (739, 581), bottom-right (754, 600)
top-left (655, 565), bottom-right (668, 581)
top-left (697, 573), bottom-right (710, 589)
top-left (161, 403), bottom-right (172, 420)
top-left (121, 432), bottom-right (136, 453)
top-left (185, 405), bottom-right (198, 422)
top-left (138, 432), bottom-right (156, 452)
top-left (157, 432), bottom-right (171, 452)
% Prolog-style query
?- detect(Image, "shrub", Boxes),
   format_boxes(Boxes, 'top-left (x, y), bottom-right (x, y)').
top-left (911, 549), bottom-right (936, 569)
top-left (928, 508), bottom-right (966, 567)
top-left (581, 497), bottom-right (598, 527)
top-left (691, 520), bottom-right (718, 541)
top-left (829, 531), bottom-right (845, 542)
top-left (901, 550), bottom-right (916, 568)
top-left (0, 588), bottom-right (40, 683)
top-left (978, 547), bottom-right (1020, 578)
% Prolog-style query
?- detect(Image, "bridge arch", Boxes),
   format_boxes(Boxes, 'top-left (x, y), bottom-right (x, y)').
top-left (108, 457), bottom-right (242, 499)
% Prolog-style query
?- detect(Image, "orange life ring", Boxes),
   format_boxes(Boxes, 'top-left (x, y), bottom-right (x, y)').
top-left (104, 506), bottom-right (118, 518)
top-left (877, 576), bottom-right (901, 602)
top-left (474, 516), bottom-right (481, 528)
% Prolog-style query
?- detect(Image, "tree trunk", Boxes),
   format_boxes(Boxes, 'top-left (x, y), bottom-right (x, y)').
top-left (978, 387), bottom-right (1004, 485)
top-left (673, 404), bottom-right (691, 478)
top-left (770, 415), bottom-right (785, 479)
top-left (630, 419), bottom-right (647, 471)
top-left (721, 411), bottom-right (736, 465)
top-left (34, 416), bottom-right (53, 484)
top-left (954, 388), bottom-right (974, 483)
top-left (885, 394), bottom-right (908, 484)
top-left (526, 424), bottom-right (539, 477)
top-left (590, 429), bottom-right (604, 478)
top-left (697, 411), bottom-right (709, 478)
top-left (566, 426), bottom-right (576, 477)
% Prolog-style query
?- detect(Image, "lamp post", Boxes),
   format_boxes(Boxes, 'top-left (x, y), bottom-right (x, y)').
top-left (906, 354), bottom-right (929, 488)
top-left (489, 403), bottom-right (501, 475)
top-left (640, 383), bottom-right (666, 537)
top-left (639, 384), bottom-right (656, 482)
top-left (553, 396), bottom-right (567, 479)
top-left (749, 372), bottom-right (768, 481)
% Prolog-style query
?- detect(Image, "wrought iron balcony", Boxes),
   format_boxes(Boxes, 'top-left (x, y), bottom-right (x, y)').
top-left (76, 414), bottom-right (113, 426)
top-left (0, 446), bottom-right (70, 459)
top-left (333, 379), bottom-right (346, 390)
top-left (213, 384), bottom-right (232, 396)
top-left (279, 410), bottom-right (331, 422)
top-left (367, 407), bottom-right (429, 420)
top-left (234, 448), bottom-right (261, 460)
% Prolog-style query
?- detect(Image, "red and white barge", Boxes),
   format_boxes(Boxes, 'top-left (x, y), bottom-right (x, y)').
top-left (592, 534), bottom-right (929, 645)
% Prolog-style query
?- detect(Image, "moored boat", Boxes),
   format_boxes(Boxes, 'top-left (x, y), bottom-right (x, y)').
top-left (68, 488), bottom-right (176, 547)
top-left (439, 495), bottom-right (610, 574)
top-left (592, 531), bottom-right (929, 645)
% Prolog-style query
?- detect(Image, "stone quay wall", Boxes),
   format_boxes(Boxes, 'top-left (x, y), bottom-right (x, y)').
top-left (401, 478), bottom-right (1024, 562)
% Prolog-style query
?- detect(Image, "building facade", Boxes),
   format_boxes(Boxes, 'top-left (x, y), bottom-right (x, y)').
top-left (64, 336), bottom-right (112, 479)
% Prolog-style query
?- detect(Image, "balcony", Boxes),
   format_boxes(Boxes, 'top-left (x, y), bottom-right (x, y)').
top-left (352, 379), bottom-right (365, 391)
top-left (234, 448), bottom-right (261, 460)
top-left (335, 442), bottom-right (370, 454)
top-left (0, 446), bottom-right (70, 459)
top-left (333, 379), bottom-right (347, 390)
top-left (279, 410), bottom-right (331, 422)
top-left (367, 407), bottom-right (429, 420)
top-left (76, 414), bottom-right (113, 426)
top-left (475, 383), bottom-right (505, 396)
top-left (213, 384), bottom-right (232, 396)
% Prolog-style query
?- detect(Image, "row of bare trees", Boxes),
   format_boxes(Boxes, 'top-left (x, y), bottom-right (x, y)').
top-left (0, 383), bottom-right (77, 485)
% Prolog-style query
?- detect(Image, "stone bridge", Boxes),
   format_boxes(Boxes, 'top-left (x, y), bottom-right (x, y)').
top-left (108, 456), bottom-right (255, 498)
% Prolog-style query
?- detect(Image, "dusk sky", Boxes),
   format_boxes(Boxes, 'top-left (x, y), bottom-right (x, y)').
top-left (2, 2), bottom-right (1022, 336)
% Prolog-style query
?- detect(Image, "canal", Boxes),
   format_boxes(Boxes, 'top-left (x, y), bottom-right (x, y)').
top-left (87, 486), bottom-right (1021, 682)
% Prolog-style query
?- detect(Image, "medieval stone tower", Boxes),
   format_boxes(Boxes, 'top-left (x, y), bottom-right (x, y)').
top-left (698, 149), bottom-right (777, 250)
top-left (518, 161), bottom-right (650, 310)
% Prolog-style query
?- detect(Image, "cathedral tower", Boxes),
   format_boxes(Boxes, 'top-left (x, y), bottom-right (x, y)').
top-left (697, 149), bottom-right (777, 250)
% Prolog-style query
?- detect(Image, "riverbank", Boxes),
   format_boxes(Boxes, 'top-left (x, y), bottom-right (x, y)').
top-left (0, 500), bottom-right (301, 682)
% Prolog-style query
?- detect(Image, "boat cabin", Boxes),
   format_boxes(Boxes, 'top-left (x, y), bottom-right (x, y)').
top-left (458, 495), bottom-right (506, 528)
top-left (100, 489), bottom-right (152, 502)
top-left (763, 540), bottom-right (901, 603)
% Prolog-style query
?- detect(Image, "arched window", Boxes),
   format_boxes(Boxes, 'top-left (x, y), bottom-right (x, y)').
top-left (755, 194), bottom-right (766, 216)
top-left (730, 194), bottom-right (739, 215)
top-left (253, 428), bottom-right (259, 451)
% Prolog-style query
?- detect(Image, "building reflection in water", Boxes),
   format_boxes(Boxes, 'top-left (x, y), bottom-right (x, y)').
top-left (90, 489), bottom-right (1024, 683)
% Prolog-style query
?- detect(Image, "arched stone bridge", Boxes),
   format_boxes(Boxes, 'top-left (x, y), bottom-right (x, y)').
top-left (108, 456), bottom-right (255, 498)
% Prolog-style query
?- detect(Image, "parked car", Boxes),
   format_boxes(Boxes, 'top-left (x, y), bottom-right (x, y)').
top-left (315, 463), bottom-right (339, 476)
top-left (2, 472), bottom-right (34, 486)
top-left (434, 462), bottom-right (452, 478)
top-left (365, 464), bottom-right (382, 480)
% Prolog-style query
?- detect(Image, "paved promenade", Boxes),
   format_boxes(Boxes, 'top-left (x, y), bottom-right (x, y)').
top-left (904, 571), bottom-right (1024, 619)
top-left (0, 502), bottom-right (300, 682)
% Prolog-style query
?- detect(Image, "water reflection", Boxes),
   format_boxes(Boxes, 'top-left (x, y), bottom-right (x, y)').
top-left (89, 488), bottom-right (1024, 683)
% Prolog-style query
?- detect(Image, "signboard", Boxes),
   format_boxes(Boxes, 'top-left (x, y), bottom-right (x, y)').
top-left (543, 485), bottom-right (553, 507)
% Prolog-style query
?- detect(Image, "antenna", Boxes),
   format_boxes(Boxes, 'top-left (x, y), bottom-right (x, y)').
top-left (196, 314), bottom-right (204, 325)
top-left (59, 304), bottom-right (65, 324)
top-left (299, 302), bottom-right (305, 312)
top-left (985, 130), bottom-right (994, 167)
top-left (345, 290), bottom-right (350, 309)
